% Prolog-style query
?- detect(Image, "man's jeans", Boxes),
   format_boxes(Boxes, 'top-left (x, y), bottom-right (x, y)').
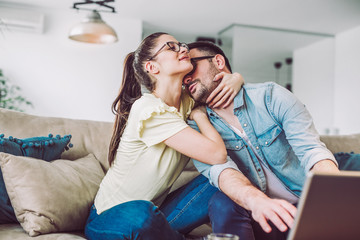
top-left (209, 191), bottom-right (290, 240)
top-left (85, 174), bottom-right (218, 240)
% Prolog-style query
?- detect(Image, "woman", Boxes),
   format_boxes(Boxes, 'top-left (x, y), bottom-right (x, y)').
top-left (85, 32), bottom-right (242, 240)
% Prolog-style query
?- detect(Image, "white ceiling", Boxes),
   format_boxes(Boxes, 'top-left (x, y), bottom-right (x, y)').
top-left (1, 0), bottom-right (360, 83)
top-left (2, 0), bottom-right (360, 38)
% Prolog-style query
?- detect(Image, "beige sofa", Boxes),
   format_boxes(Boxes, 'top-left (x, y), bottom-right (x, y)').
top-left (0, 107), bottom-right (359, 239)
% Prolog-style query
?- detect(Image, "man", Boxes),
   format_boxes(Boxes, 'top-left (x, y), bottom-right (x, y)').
top-left (183, 41), bottom-right (344, 240)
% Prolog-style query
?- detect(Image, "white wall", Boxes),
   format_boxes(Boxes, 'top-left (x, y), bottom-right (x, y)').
top-left (334, 26), bottom-right (360, 134)
top-left (0, 8), bottom-right (142, 122)
top-left (231, 27), bottom-right (286, 84)
top-left (293, 26), bottom-right (360, 135)
top-left (293, 38), bottom-right (335, 134)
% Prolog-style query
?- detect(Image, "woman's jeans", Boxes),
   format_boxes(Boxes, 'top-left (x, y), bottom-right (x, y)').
top-left (85, 174), bottom-right (218, 240)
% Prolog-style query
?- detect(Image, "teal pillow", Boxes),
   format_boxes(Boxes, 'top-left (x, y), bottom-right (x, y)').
top-left (0, 134), bottom-right (73, 224)
top-left (334, 152), bottom-right (360, 171)
top-left (0, 137), bottom-right (22, 156)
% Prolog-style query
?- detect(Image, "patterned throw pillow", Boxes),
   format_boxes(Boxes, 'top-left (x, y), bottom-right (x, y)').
top-left (0, 134), bottom-right (73, 224)
top-left (334, 152), bottom-right (360, 171)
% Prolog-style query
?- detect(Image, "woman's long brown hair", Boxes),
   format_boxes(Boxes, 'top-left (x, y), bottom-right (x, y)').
top-left (108, 32), bottom-right (168, 166)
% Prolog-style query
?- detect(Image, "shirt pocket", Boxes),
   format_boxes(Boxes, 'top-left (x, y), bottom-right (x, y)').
top-left (223, 138), bottom-right (246, 151)
top-left (257, 125), bottom-right (282, 147)
top-left (223, 138), bottom-right (252, 177)
top-left (257, 124), bottom-right (291, 165)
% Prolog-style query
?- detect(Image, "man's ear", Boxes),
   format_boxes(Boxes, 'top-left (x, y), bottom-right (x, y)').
top-left (145, 61), bottom-right (160, 74)
top-left (212, 54), bottom-right (226, 71)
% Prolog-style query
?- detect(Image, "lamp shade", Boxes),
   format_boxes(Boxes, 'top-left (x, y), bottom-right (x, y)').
top-left (69, 10), bottom-right (118, 44)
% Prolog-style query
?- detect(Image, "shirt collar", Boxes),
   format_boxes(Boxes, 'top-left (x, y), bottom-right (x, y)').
top-left (206, 88), bottom-right (245, 114)
top-left (233, 88), bottom-right (245, 110)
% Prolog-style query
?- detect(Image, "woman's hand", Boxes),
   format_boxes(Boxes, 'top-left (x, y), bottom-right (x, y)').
top-left (189, 105), bottom-right (207, 121)
top-left (165, 103), bottom-right (227, 165)
top-left (206, 72), bottom-right (244, 108)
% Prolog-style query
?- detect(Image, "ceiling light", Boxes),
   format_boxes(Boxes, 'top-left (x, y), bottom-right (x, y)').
top-left (69, 9), bottom-right (118, 44)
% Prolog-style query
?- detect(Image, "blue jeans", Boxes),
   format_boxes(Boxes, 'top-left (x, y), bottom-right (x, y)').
top-left (208, 191), bottom-right (289, 240)
top-left (85, 174), bottom-right (218, 240)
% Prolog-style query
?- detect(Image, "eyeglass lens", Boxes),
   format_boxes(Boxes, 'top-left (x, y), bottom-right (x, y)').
top-left (149, 42), bottom-right (189, 60)
top-left (167, 42), bottom-right (179, 51)
top-left (167, 42), bottom-right (189, 52)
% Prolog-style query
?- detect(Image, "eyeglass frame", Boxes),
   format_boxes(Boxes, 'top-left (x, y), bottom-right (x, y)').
top-left (191, 55), bottom-right (216, 63)
top-left (148, 41), bottom-right (190, 61)
top-left (188, 55), bottom-right (216, 74)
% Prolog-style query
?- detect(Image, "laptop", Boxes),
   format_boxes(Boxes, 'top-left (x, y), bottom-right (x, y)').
top-left (287, 171), bottom-right (360, 240)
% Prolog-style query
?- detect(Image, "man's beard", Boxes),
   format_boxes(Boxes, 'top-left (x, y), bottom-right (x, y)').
top-left (193, 66), bottom-right (220, 103)
top-left (195, 83), bottom-right (212, 103)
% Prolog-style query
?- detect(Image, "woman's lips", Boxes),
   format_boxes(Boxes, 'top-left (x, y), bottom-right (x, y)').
top-left (179, 55), bottom-right (189, 61)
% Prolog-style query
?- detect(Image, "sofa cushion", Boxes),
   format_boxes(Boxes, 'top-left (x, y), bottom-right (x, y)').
top-left (0, 153), bottom-right (104, 237)
top-left (0, 224), bottom-right (86, 240)
top-left (0, 108), bottom-right (113, 170)
top-left (320, 133), bottom-right (360, 154)
top-left (0, 134), bottom-right (73, 224)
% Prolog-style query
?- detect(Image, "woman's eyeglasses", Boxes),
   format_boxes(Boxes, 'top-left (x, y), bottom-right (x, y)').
top-left (148, 41), bottom-right (189, 60)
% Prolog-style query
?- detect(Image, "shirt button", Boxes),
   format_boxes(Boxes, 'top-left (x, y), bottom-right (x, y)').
top-left (257, 168), bottom-right (261, 172)
top-left (243, 123), bottom-right (247, 127)
top-left (265, 141), bottom-right (268, 145)
top-left (256, 146), bottom-right (259, 150)
top-left (235, 146), bottom-right (239, 149)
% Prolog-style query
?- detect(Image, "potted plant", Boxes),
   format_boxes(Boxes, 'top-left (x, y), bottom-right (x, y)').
top-left (0, 69), bottom-right (33, 112)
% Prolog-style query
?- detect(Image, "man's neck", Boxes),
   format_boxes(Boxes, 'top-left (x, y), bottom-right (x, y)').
top-left (212, 101), bottom-right (234, 116)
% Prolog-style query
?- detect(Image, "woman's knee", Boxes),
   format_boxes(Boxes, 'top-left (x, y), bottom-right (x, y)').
top-left (131, 200), bottom-right (165, 230)
top-left (114, 200), bottom-right (165, 233)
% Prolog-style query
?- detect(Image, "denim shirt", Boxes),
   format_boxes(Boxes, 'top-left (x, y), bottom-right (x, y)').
top-left (189, 82), bottom-right (337, 197)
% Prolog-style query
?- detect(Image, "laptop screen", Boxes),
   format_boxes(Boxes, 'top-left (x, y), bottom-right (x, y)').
top-left (287, 171), bottom-right (360, 240)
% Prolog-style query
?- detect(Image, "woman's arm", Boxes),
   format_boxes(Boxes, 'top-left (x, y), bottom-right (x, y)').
top-left (164, 106), bottom-right (227, 165)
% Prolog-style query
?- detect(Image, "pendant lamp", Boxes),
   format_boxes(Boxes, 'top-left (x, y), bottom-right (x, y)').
top-left (69, 9), bottom-right (118, 44)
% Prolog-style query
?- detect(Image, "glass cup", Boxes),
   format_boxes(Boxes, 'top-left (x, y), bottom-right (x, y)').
top-left (207, 233), bottom-right (239, 240)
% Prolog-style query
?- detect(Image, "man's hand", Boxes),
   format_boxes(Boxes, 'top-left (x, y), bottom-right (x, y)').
top-left (247, 194), bottom-right (297, 233)
top-left (206, 72), bottom-right (244, 108)
top-left (219, 168), bottom-right (297, 233)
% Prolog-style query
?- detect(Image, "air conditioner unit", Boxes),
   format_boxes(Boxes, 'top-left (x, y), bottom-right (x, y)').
top-left (0, 7), bottom-right (45, 34)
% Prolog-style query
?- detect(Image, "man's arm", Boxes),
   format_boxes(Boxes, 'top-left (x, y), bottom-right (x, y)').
top-left (189, 122), bottom-right (296, 233)
top-left (219, 168), bottom-right (297, 233)
top-left (269, 84), bottom-right (339, 173)
top-left (311, 159), bottom-right (339, 173)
